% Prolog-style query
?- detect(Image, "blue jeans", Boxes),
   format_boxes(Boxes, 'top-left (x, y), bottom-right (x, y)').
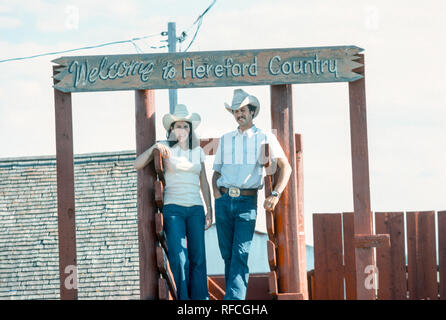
top-left (163, 204), bottom-right (209, 300)
top-left (214, 193), bottom-right (257, 300)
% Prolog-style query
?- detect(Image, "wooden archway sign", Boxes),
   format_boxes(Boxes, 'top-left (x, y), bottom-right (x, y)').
top-left (52, 46), bottom-right (375, 300)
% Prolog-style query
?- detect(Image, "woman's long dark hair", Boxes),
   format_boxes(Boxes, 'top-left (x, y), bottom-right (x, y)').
top-left (166, 121), bottom-right (198, 149)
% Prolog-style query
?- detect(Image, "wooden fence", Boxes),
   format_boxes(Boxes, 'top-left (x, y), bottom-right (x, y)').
top-left (311, 211), bottom-right (446, 300)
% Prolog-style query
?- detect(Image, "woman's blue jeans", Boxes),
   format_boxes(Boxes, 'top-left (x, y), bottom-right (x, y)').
top-left (214, 193), bottom-right (257, 300)
top-left (163, 204), bottom-right (209, 300)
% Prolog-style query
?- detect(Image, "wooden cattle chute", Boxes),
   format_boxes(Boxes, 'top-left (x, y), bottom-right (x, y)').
top-left (311, 211), bottom-right (446, 300)
top-left (52, 46), bottom-right (372, 300)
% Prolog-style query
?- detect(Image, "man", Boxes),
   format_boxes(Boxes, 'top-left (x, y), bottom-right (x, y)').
top-left (212, 88), bottom-right (292, 300)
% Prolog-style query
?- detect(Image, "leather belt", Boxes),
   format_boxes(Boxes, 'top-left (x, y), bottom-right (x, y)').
top-left (220, 187), bottom-right (258, 197)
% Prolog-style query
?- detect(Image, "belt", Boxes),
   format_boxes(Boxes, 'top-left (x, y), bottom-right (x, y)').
top-left (220, 187), bottom-right (258, 197)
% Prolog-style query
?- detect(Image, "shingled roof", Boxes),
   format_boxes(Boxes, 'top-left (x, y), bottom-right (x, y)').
top-left (0, 151), bottom-right (140, 299)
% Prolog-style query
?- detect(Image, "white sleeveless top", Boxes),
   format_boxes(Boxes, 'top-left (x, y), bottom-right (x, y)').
top-left (161, 142), bottom-right (205, 207)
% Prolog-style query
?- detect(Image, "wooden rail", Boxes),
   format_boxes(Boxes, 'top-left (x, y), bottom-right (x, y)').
top-left (153, 149), bottom-right (177, 300)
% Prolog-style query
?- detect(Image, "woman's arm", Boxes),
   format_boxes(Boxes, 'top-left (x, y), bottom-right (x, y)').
top-left (134, 143), bottom-right (171, 170)
top-left (200, 162), bottom-right (213, 230)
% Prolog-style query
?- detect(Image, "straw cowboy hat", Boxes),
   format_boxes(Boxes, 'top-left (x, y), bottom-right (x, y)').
top-left (162, 104), bottom-right (201, 131)
top-left (224, 88), bottom-right (260, 118)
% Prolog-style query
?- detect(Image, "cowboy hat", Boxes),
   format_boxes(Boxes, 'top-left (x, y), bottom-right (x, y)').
top-left (162, 104), bottom-right (201, 131)
top-left (224, 88), bottom-right (260, 118)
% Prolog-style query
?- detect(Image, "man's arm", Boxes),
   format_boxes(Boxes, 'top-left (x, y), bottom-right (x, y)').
top-left (212, 171), bottom-right (222, 199)
top-left (263, 157), bottom-right (292, 211)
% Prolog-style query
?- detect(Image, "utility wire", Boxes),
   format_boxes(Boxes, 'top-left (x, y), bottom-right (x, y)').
top-left (0, 0), bottom-right (217, 63)
top-left (0, 33), bottom-right (162, 64)
top-left (180, 0), bottom-right (216, 52)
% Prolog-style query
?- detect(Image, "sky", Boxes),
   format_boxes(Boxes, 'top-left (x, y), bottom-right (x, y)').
top-left (0, 0), bottom-right (445, 245)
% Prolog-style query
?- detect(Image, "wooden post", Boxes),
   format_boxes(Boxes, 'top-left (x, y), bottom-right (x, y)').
top-left (295, 134), bottom-right (308, 299)
top-left (348, 54), bottom-right (375, 300)
top-left (135, 90), bottom-right (159, 299)
top-left (53, 66), bottom-right (78, 300)
top-left (270, 84), bottom-right (308, 298)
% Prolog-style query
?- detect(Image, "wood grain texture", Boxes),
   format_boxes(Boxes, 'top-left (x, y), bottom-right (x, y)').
top-left (353, 234), bottom-right (390, 248)
top-left (375, 212), bottom-right (407, 300)
top-left (156, 245), bottom-right (177, 300)
top-left (313, 213), bottom-right (344, 300)
top-left (54, 68), bottom-right (78, 300)
top-left (265, 210), bottom-right (275, 242)
top-left (53, 46), bottom-right (363, 92)
top-left (268, 271), bottom-right (278, 297)
top-left (267, 240), bottom-right (277, 271)
top-left (406, 211), bottom-right (438, 300)
top-left (208, 277), bottom-right (225, 300)
top-left (348, 54), bottom-right (374, 300)
top-left (155, 213), bottom-right (168, 254)
top-left (153, 149), bottom-right (165, 185)
top-left (270, 84), bottom-right (307, 297)
top-left (158, 278), bottom-right (169, 300)
top-left (294, 133), bottom-right (307, 299)
top-left (154, 180), bottom-right (164, 210)
top-left (342, 212), bottom-right (356, 300)
top-left (135, 89), bottom-right (159, 300)
top-left (277, 293), bottom-right (304, 300)
top-left (438, 211), bottom-right (446, 300)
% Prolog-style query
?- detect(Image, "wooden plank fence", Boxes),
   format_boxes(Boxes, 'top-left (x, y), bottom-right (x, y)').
top-left (311, 210), bottom-right (446, 300)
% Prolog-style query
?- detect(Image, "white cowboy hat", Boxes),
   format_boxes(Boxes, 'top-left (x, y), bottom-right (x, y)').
top-left (162, 104), bottom-right (201, 131)
top-left (224, 88), bottom-right (260, 118)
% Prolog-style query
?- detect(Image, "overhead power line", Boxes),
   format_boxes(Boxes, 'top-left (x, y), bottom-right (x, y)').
top-left (0, 0), bottom-right (217, 64)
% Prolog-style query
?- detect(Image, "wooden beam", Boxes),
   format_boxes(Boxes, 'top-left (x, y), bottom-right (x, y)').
top-left (54, 66), bottom-right (78, 300)
top-left (375, 212), bottom-right (407, 300)
top-left (268, 271), bottom-right (278, 297)
top-left (52, 46), bottom-right (364, 93)
top-left (438, 211), bottom-right (446, 300)
top-left (354, 234), bottom-right (390, 248)
top-left (156, 245), bottom-right (178, 299)
top-left (265, 210), bottom-right (275, 242)
top-left (155, 213), bottom-right (168, 254)
top-left (270, 84), bottom-right (308, 298)
top-left (267, 240), bottom-right (277, 271)
top-left (153, 149), bottom-right (165, 185)
top-left (294, 133), bottom-right (307, 299)
top-left (208, 277), bottom-right (225, 300)
top-left (154, 180), bottom-right (164, 210)
top-left (313, 213), bottom-right (344, 300)
top-left (348, 54), bottom-right (375, 300)
top-left (406, 211), bottom-right (437, 300)
top-left (342, 212), bottom-right (357, 300)
top-left (135, 89), bottom-right (159, 300)
top-left (277, 293), bottom-right (304, 300)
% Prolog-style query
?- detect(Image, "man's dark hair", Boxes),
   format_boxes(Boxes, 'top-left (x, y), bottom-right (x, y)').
top-left (247, 104), bottom-right (256, 115)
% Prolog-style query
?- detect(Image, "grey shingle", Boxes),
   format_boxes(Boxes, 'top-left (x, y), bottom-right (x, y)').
top-left (0, 150), bottom-right (140, 300)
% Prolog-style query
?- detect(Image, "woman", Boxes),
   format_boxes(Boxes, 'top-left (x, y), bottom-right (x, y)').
top-left (134, 104), bottom-right (212, 300)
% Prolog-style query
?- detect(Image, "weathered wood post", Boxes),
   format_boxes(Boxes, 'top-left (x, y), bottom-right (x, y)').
top-left (270, 84), bottom-right (308, 299)
top-left (53, 66), bottom-right (78, 300)
top-left (348, 54), bottom-right (375, 300)
top-left (135, 90), bottom-right (159, 299)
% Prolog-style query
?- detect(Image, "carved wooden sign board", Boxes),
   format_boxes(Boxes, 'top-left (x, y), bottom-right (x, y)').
top-left (52, 46), bottom-right (363, 92)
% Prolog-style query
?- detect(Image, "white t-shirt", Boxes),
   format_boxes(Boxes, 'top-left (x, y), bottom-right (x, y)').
top-left (160, 142), bottom-right (206, 207)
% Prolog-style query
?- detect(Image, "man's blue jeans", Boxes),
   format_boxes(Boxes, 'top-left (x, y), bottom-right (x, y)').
top-left (215, 193), bottom-right (257, 300)
top-left (163, 204), bottom-right (209, 300)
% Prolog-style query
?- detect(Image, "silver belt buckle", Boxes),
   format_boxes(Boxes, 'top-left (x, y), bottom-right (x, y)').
top-left (228, 187), bottom-right (241, 198)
